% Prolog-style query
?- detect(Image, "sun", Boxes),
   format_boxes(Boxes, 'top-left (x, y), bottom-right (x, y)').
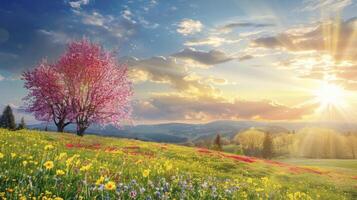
top-left (313, 83), bottom-right (346, 108)
top-left (308, 82), bottom-right (356, 122)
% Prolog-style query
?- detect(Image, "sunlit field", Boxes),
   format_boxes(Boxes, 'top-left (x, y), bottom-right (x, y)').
top-left (0, 129), bottom-right (356, 199)
top-left (278, 158), bottom-right (357, 176)
top-left (1, 0), bottom-right (357, 199)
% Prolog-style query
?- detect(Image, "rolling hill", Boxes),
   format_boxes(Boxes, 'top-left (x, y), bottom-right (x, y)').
top-left (28, 120), bottom-right (357, 143)
top-left (0, 128), bottom-right (356, 199)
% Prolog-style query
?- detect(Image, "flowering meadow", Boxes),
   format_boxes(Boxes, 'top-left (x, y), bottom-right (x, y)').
top-left (0, 129), bottom-right (356, 200)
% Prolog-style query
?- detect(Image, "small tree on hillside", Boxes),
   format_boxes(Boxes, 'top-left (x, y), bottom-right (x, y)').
top-left (234, 129), bottom-right (265, 156)
top-left (212, 134), bottom-right (222, 151)
top-left (0, 105), bottom-right (16, 130)
top-left (17, 117), bottom-right (26, 130)
top-left (262, 132), bottom-right (274, 159)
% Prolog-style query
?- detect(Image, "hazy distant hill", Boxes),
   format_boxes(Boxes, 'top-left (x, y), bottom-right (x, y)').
top-left (28, 120), bottom-right (357, 143)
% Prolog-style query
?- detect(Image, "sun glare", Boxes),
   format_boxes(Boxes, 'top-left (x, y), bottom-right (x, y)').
top-left (313, 83), bottom-right (346, 108)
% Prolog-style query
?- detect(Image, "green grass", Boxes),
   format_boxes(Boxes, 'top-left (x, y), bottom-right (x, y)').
top-left (222, 144), bottom-right (239, 153)
top-left (277, 158), bottom-right (357, 169)
top-left (278, 158), bottom-right (357, 176)
top-left (0, 128), bottom-right (356, 199)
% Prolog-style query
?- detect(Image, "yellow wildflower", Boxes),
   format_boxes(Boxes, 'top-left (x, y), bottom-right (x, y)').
top-left (44, 144), bottom-right (54, 150)
top-left (66, 158), bottom-right (73, 167)
top-left (0, 152), bottom-right (4, 159)
top-left (11, 153), bottom-right (16, 158)
top-left (54, 198), bottom-right (64, 200)
top-left (142, 169), bottom-right (150, 178)
top-left (95, 176), bottom-right (105, 185)
top-left (65, 155), bottom-right (79, 167)
top-left (58, 152), bottom-right (67, 160)
top-left (261, 177), bottom-right (269, 185)
top-left (104, 181), bottom-right (116, 191)
top-left (75, 159), bottom-right (81, 166)
top-left (247, 177), bottom-right (253, 184)
top-left (164, 161), bottom-right (173, 171)
top-left (288, 193), bottom-right (294, 200)
top-left (56, 170), bottom-right (65, 176)
top-left (80, 164), bottom-right (92, 172)
top-left (43, 161), bottom-right (54, 170)
top-left (22, 161), bottom-right (28, 167)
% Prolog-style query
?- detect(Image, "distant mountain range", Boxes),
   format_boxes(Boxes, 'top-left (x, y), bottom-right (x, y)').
top-left (28, 120), bottom-right (357, 144)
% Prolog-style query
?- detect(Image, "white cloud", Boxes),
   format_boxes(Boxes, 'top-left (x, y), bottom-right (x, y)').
top-left (301, 0), bottom-right (352, 12)
top-left (218, 22), bottom-right (275, 34)
top-left (74, 11), bottom-right (134, 39)
top-left (0, 74), bottom-right (4, 81)
top-left (37, 29), bottom-right (70, 44)
top-left (121, 9), bottom-right (136, 24)
top-left (121, 8), bottom-right (159, 29)
top-left (252, 18), bottom-right (357, 62)
top-left (74, 8), bottom-right (158, 41)
top-left (172, 48), bottom-right (235, 66)
top-left (138, 16), bottom-right (159, 29)
top-left (184, 36), bottom-right (241, 47)
top-left (125, 56), bottom-right (218, 94)
top-left (80, 11), bottom-right (107, 27)
top-left (176, 19), bottom-right (203, 36)
top-left (125, 47), bottom-right (235, 88)
top-left (250, 17), bottom-right (357, 91)
top-left (68, 0), bottom-right (89, 9)
top-left (134, 94), bottom-right (316, 122)
top-left (143, 0), bottom-right (159, 12)
top-left (150, 0), bottom-right (158, 5)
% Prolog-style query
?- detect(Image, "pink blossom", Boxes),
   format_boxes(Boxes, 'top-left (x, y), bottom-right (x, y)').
top-left (23, 39), bottom-right (133, 135)
top-left (22, 59), bottom-right (72, 132)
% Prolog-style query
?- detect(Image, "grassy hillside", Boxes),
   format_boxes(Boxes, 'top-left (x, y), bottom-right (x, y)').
top-left (0, 129), bottom-right (356, 199)
top-left (278, 159), bottom-right (357, 177)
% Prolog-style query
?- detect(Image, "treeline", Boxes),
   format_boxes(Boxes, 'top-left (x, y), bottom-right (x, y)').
top-left (234, 127), bottom-right (357, 159)
top-left (193, 127), bottom-right (357, 159)
top-left (193, 132), bottom-right (274, 158)
top-left (0, 105), bottom-right (26, 130)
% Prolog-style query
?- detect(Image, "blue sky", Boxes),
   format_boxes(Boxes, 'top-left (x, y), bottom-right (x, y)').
top-left (0, 0), bottom-right (357, 124)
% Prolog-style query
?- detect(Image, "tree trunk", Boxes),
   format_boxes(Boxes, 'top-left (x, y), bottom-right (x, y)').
top-left (55, 119), bottom-right (72, 133)
top-left (56, 124), bottom-right (64, 132)
top-left (56, 119), bottom-right (65, 132)
top-left (76, 125), bottom-right (87, 136)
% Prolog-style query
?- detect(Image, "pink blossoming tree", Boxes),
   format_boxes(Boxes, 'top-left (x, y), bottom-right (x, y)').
top-left (22, 60), bottom-right (72, 132)
top-left (23, 39), bottom-right (133, 136)
top-left (57, 39), bottom-right (133, 136)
